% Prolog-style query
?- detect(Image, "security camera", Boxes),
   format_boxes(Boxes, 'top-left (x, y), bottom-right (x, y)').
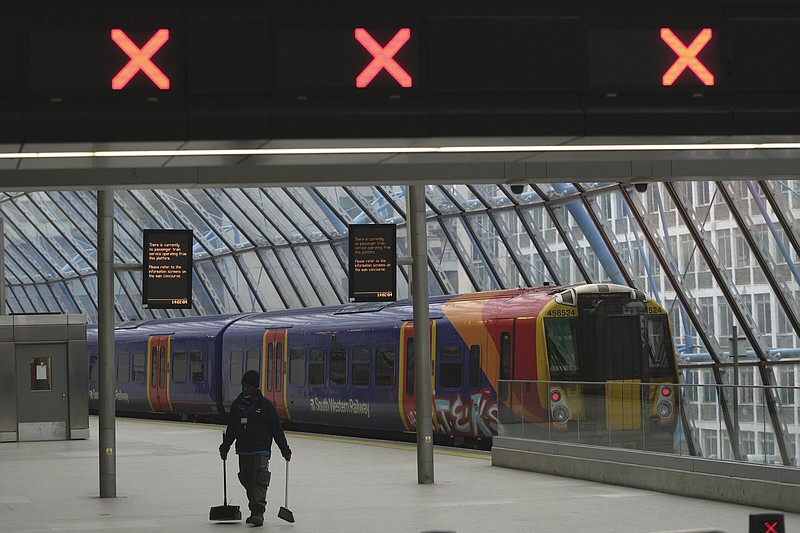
top-left (634, 182), bottom-right (648, 193)
top-left (509, 183), bottom-right (526, 194)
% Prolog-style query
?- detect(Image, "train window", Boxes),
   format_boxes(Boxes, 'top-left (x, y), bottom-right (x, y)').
top-left (159, 348), bottom-right (166, 388)
top-left (406, 338), bottom-right (415, 396)
top-left (275, 343), bottom-right (282, 393)
top-left (230, 350), bottom-right (244, 383)
top-left (439, 345), bottom-right (463, 389)
top-left (190, 352), bottom-right (205, 382)
top-left (89, 354), bottom-right (98, 382)
top-left (246, 349), bottom-right (260, 373)
top-left (116, 353), bottom-right (130, 383)
top-left (172, 352), bottom-right (187, 383)
top-left (309, 348), bottom-right (325, 385)
top-left (330, 348), bottom-right (347, 386)
top-left (132, 353), bottom-right (146, 383)
top-left (352, 347), bottom-right (370, 387)
top-left (375, 346), bottom-right (395, 387)
top-left (647, 316), bottom-right (674, 378)
top-left (151, 346), bottom-right (158, 388)
top-left (289, 348), bottom-right (305, 385)
top-left (544, 318), bottom-right (579, 380)
top-left (267, 344), bottom-right (274, 392)
top-left (499, 332), bottom-right (510, 401)
top-left (469, 345), bottom-right (481, 388)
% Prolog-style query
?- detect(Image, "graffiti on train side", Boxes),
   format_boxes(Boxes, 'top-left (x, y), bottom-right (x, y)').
top-left (406, 388), bottom-right (498, 437)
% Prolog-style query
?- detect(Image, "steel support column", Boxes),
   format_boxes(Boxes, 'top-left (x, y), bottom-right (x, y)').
top-left (409, 184), bottom-right (433, 484)
top-left (98, 189), bottom-right (116, 497)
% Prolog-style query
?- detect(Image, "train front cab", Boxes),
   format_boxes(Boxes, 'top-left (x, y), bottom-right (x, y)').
top-left (500, 285), bottom-right (678, 452)
top-left (548, 287), bottom-right (678, 451)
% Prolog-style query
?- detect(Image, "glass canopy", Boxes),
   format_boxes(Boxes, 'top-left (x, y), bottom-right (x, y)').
top-left (1, 180), bottom-right (798, 466)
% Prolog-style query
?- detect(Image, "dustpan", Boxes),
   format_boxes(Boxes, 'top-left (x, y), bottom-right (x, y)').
top-left (209, 454), bottom-right (241, 521)
top-left (277, 460), bottom-right (295, 523)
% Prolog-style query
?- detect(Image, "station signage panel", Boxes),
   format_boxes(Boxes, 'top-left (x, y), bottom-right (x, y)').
top-left (348, 224), bottom-right (397, 303)
top-left (4, 4), bottom-right (800, 140)
top-left (142, 229), bottom-right (193, 309)
top-left (23, 22), bottom-right (731, 94)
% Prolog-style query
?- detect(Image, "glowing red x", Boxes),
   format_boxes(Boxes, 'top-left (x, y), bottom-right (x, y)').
top-left (111, 29), bottom-right (170, 90)
top-left (764, 522), bottom-right (778, 533)
top-left (661, 28), bottom-right (714, 86)
top-left (355, 28), bottom-right (412, 88)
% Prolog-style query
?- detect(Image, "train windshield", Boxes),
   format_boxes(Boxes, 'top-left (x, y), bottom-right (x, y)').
top-left (646, 315), bottom-right (676, 378)
top-left (544, 318), bottom-right (580, 380)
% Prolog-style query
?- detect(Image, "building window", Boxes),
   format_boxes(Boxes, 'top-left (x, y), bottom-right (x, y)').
top-left (778, 368), bottom-right (795, 405)
top-left (754, 294), bottom-right (772, 334)
top-left (701, 429), bottom-right (718, 458)
top-left (734, 229), bottom-right (750, 268)
top-left (716, 229), bottom-right (731, 268)
top-left (699, 297), bottom-right (714, 331)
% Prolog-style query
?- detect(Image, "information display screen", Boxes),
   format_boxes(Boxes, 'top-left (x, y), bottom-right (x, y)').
top-left (348, 224), bottom-right (396, 303)
top-left (142, 229), bottom-right (193, 309)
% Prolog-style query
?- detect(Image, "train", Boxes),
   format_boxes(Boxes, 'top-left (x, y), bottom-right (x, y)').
top-left (87, 283), bottom-right (680, 449)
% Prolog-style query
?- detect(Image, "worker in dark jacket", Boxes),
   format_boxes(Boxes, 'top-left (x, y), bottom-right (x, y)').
top-left (219, 370), bottom-right (292, 527)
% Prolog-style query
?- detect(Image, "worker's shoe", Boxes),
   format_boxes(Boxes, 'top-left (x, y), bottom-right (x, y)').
top-left (246, 514), bottom-right (264, 527)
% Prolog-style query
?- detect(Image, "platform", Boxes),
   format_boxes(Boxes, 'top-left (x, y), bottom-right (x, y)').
top-left (1, 417), bottom-right (798, 533)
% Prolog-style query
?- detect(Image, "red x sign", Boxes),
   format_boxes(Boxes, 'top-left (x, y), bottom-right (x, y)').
top-left (660, 28), bottom-right (714, 86)
top-left (355, 28), bottom-right (412, 88)
top-left (111, 29), bottom-right (170, 90)
top-left (764, 522), bottom-right (778, 533)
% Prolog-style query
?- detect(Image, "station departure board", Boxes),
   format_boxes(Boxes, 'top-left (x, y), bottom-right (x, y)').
top-left (142, 229), bottom-right (193, 309)
top-left (2, 3), bottom-right (800, 141)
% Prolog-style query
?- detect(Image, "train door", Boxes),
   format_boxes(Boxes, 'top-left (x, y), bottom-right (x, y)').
top-left (263, 329), bottom-right (290, 420)
top-left (398, 321), bottom-right (436, 431)
top-left (147, 335), bottom-right (172, 413)
top-left (580, 296), bottom-right (647, 432)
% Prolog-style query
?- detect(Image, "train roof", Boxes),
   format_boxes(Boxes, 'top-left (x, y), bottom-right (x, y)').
top-left (88, 313), bottom-right (250, 339)
top-left (93, 284), bottom-right (651, 336)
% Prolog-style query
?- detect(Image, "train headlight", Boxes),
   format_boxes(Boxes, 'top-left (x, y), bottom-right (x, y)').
top-left (656, 385), bottom-right (674, 419)
top-left (549, 388), bottom-right (570, 424)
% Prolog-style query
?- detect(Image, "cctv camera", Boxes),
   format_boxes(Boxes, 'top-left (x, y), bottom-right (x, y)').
top-left (510, 184), bottom-right (526, 194)
top-left (634, 182), bottom-right (648, 193)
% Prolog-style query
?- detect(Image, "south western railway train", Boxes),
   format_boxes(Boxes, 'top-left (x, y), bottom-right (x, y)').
top-left (87, 284), bottom-right (680, 448)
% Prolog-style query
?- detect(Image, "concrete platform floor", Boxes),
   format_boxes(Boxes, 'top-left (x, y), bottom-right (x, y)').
top-left (1, 417), bottom-right (798, 533)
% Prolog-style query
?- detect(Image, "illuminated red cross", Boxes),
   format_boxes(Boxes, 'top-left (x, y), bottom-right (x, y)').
top-left (111, 29), bottom-right (170, 90)
top-left (660, 28), bottom-right (714, 86)
top-left (355, 28), bottom-right (412, 88)
top-left (764, 522), bottom-right (778, 533)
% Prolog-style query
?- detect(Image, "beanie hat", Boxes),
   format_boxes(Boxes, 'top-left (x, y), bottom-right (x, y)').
top-left (241, 370), bottom-right (260, 388)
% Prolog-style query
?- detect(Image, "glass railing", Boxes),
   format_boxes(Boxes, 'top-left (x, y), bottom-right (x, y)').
top-left (496, 380), bottom-right (799, 467)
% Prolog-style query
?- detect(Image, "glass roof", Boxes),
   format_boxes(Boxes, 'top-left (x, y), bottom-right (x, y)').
top-left (1, 179), bottom-right (800, 465)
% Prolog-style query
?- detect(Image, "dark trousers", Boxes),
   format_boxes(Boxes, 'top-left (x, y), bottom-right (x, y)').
top-left (238, 455), bottom-right (271, 516)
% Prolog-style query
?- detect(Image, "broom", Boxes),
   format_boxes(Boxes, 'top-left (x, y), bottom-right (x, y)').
top-left (209, 435), bottom-right (241, 521)
top-left (277, 460), bottom-right (295, 523)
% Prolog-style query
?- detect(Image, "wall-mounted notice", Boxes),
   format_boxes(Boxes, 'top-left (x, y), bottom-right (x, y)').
top-left (142, 229), bottom-right (193, 309)
top-left (348, 224), bottom-right (396, 302)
